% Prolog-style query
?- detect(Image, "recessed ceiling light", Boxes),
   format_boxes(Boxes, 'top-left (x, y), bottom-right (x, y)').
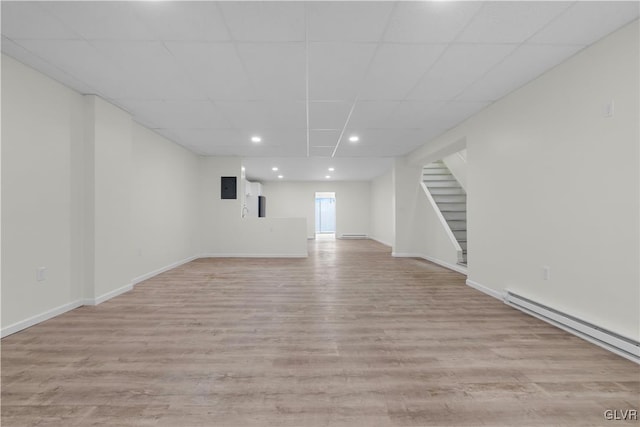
top-left (348, 135), bottom-right (359, 142)
top-left (278, 175), bottom-right (283, 179)
top-left (328, 167), bottom-right (335, 172)
top-left (251, 136), bottom-right (261, 143)
top-left (325, 175), bottom-right (331, 179)
top-left (272, 167), bottom-right (278, 171)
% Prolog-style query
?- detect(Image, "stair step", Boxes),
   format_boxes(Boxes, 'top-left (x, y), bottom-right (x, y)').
top-left (443, 211), bottom-right (466, 221)
top-left (437, 202), bottom-right (466, 211)
top-left (422, 168), bottom-right (450, 175)
top-left (423, 173), bottom-right (455, 180)
top-left (429, 187), bottom-right (466, 196)
top-left (453, 230), bottom-right (467, 240)
top-left (425, 180), bottom-right (461, 188)
top-left (459, 241), bottom-right (467, 250)
top-left (447, 220), bottom-right (466, 230)
top-left (433, 194), bottom-right (466, 203)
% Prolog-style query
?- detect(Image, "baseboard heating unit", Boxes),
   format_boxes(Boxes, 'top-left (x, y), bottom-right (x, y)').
top-left (339, 234), bottom-right (368, 239)
top-left (504, 292), bottom-right (640, 364)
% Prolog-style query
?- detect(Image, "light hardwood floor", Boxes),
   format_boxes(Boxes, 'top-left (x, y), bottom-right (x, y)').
top-left (2, 239), bottom-right (638, 426)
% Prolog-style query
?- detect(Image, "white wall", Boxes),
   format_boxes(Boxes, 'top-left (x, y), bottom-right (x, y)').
top-left (393, 158), bottom-right (460, 269)
top-left (200, 157), bottom-right (307, 256)
top-left (262, 181), bottom-right (371, 239)
top-left (1, 55), bottom-right (85, 330)
top-left (442, 149), bottom-right (467, 191)
top-left (409, 21), bottom-right (640, 340)
top-left (370, 170), bottom-right (394, 247)
top-left (131, 124), bottom-right (201, 281)
top-left (86, 96), bottom-right (133, 300)
top-left (1, 54), bottom-right (206, 334)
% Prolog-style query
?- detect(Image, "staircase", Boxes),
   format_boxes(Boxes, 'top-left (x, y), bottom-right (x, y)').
top-left (422, 160), bottom-right (467, 265)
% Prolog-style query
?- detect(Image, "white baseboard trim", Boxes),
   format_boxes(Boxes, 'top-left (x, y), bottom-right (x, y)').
top-left (392, 252), bottom-right (467, 275)
top-left (369, 236), bottom-right (392, 247)
top-left (1, 299), bottom-right (83, 338)
top-left (131, 254), bottom-right (199, 285)
top-left (200, 252), bottom-right (308, 258)
top-left (84, 282), bottom-right (133, 306)
top-left (465, 279), bottom-right (505, 300)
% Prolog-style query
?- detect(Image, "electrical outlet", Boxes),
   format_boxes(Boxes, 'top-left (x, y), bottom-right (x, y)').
top-left (36, 267), bottom-right (47, 282)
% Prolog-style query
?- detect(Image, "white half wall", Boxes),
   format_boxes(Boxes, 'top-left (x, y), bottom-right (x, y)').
top-left (370, 169), bottom-right (394, 247)
top-left (261, 181), bottom-right (371, 239)
top-left (1, 54), bottom-right (84, 330)
top-left (200, 157), bottom-right (307, 256)
top-left (409, 21), bottom-right (640, 340)
top-left (131, 124), bottom-right (201, 282)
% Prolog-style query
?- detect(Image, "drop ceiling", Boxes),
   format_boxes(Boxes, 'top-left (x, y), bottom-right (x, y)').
top-left (2, 1), bottom-right (638, 181)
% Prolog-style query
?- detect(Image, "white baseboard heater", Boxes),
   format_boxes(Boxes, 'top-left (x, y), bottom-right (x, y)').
top-left (339, 234), bottom-right (368, 239)
top-left (504, 292), bottom-right (640, 364)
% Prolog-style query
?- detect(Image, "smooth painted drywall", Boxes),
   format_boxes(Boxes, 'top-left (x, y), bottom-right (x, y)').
top-left (1, 55), bottom-right (85, 328)
top-left (393, 158), bottom-right (460, 267)
top-left (200, 157), bottom-right (307, 256)
top-left (131, 124), bottom-right (201, 281)
top-left (262, 181), bottom-right (371, 239)
top-left (370, 170), bottom-right (394, 247)
top-left (409, 21), bottom-right (640, 339)
top-left (85, 96), bottom-right (133, 300)
top-left (442, 149), bottom-right (467, 191)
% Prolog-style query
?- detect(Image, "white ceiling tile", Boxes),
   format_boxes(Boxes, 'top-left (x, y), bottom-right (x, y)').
top-left (429, 101), bottom-right (491, 130)
top-left (309, 42), bottom-right (378, 101)
top-left (134, 2), bottom-right (230, 41)
top-left (1, 2), bottom-right (81, 40)
top-left (458, 2), bottom-right (572, 44)
top-left (117, 99), bottom-right (232, 130)
top-left (173, 128), bottom-right (242, 144)
top-left (2, 37), bottom-right (96, 94)
top-left (348, 101), bottom-right (400, 129)
top-left (236, 43), bottom-right (306, 101)
top-left (334, 129), bottom-right (427, 157)
top-left (258, 129), bottom-right (307, 147)
top-left (407, 44), bottom-right (518, 101)
top-left (359, 44), bottom-right (447, 100)
top-left (310, 130), bottom-right (340, 147)
top-left (529, 1), bottom-right (639, 45)
top-left (309, 146), bottom-right (334, 158)
top-left (217, 101), bottom-right (305, 130)
top-left (309, 102), bottom-right (351, 130)
top-left (385, 101), bottom-right (447, 129)
top-left (219, 2), bottom-right (305, 42)
top-left (2, 1), bottom-right (636, 180)
top-left (41, 2), bottom-right (155, 41)
top-left (458, 44), bottom-right (585, 102)
top-left (243, 157), bottom-right (393, 181)
top-left (307, 2), bottom-right (394, 42)
top-left (14, 39), bottom-right (152, 98)
top-left (165, 42), bottom-right (254, 100)
top-left (341, 129), bottom-right (427, 147)
top-left (91, 41), bottom-right (202, 100)
top-left (384, 2), bottom-right (483, 43)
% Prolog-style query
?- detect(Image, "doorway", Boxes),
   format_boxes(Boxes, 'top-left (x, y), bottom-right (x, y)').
top-left (315, 192), bottom-right (336, 239)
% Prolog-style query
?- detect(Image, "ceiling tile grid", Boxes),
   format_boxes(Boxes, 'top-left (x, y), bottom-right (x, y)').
top-left (2, 1), bottom-right (638, 181)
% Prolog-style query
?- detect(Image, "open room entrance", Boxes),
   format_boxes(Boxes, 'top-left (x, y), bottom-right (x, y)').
top-left (315, 192), bottom-right (336, 240)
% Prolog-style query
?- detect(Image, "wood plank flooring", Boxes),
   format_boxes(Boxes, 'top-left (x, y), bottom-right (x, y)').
top-left (2, 239), bottom-right (639, 426)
